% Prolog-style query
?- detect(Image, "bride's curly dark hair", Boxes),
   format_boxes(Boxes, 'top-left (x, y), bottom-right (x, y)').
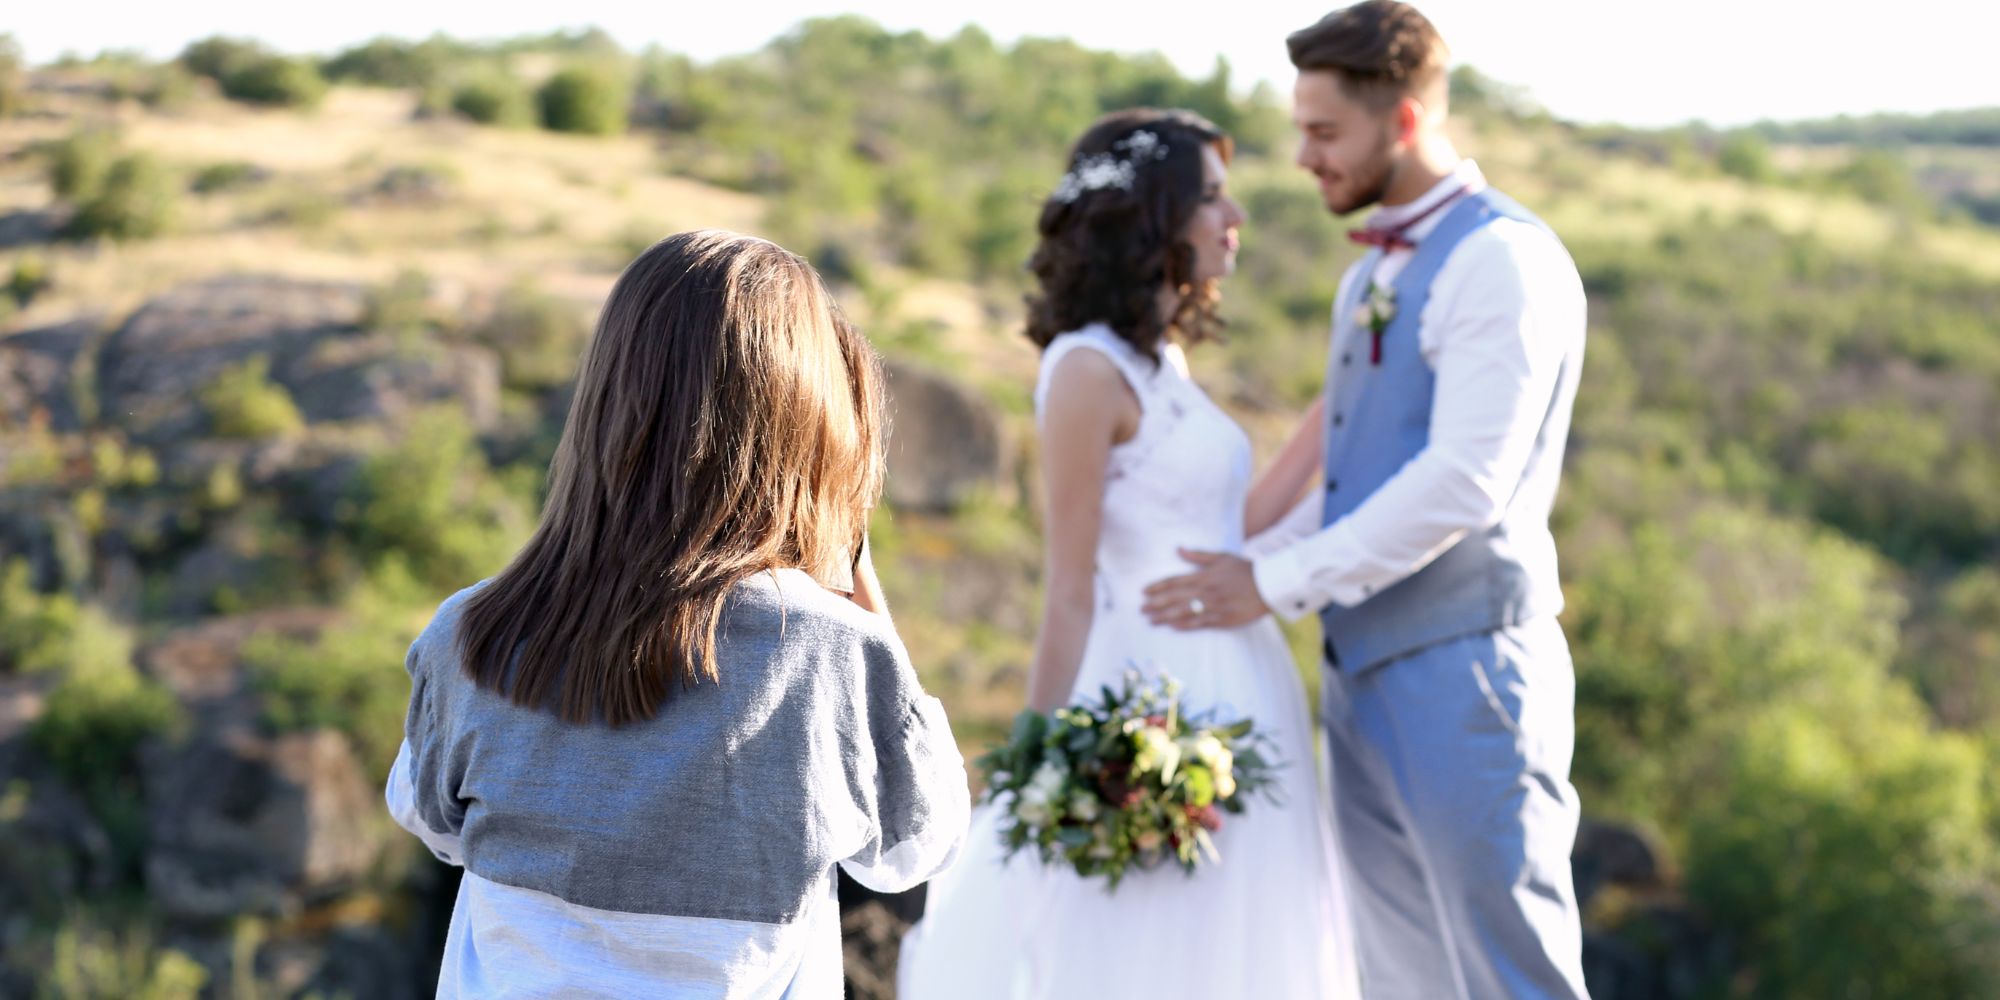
top-left (1025, 108), bottom-right (1234, 363)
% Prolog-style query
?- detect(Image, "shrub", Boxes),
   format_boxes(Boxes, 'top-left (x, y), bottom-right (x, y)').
top-left (29, 615), bottom-right (182, 790)
top-left (363, 269), bottom-right (442, 344)
top-left (197, 355), bottom-right (304, 439)
top-left (450, 73), bottom-right (534, 127)
top-left (1901, 568), bottom-right (2000, 730)
top-left (471, 281), bottom-right (589, 388)
top-left (322, 37), bottom-right (448, 88)
top-left (8, 255), bottom-right (51, 307)
top-left (344, 406), bottom-right (531, 590)
top-left (45, 128), bottom-right (119, 201)
top-left (244, 563), bottom-right (427, 777)
top-left (66, 153), bottom-right (176, 241)
top-left (0, 560), bottom-right (80, 674)
top-left (39, 917), bottom-right (208, 1000)
top-left (1716, 131), bottom-right (1777, 183)
top-left (220, 55), bottom-right (327, 109)
top-left (536, 66), bottom-right (630, 136)
top-left (128, 65), bottom-right (197, 110)
top-left (189, 161), bottom-right (265, 195)
top-left (176, 35), bottom-right (264, 82)
top-left (0, 33), bottom-right (25, 118)
top-left (1686, 701), bottom-right (2000, 998)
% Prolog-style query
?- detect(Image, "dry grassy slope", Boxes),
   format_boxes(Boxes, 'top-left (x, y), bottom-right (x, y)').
top-left (0, 82), bottom-right (1051, 418)
top-left (0, 86), bottom-right (764, 322)
top-left (7, 82), bottom-right (1999, 501)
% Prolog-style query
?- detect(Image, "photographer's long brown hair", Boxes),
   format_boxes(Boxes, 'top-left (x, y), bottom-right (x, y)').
top-left (457, 230), bottom-right (886, 726)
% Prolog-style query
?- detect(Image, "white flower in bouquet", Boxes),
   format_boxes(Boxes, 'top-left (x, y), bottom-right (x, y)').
top-left (1087, 822), bottom-right (1116, 860)
top-left (1185, 732), bottom-right (1238, 799)
top-left (1015, 798), bottom-right (1053, 828)
top-left (1132, 725), bottom-right (1182, 778)
top-left (1068, 789), bottom-right (1102, 823)
top-left (1026, 761), bottom-right (1065, 800)
top-left (1015, 761), bottom-right (1068, 827)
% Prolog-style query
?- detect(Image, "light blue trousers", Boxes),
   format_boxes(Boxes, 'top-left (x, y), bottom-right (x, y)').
top-left (1322, 617), bottom-right (1591, 1000)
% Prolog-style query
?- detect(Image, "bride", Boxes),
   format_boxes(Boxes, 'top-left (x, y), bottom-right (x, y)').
top-left (897, 108), bottom-right (1360, 999)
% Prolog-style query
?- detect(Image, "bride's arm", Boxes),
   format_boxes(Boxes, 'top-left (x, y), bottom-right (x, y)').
top-left (1243, 394), bottom-right (1326, 539)
top-left (1026, 350), bottom-right (1137, 713)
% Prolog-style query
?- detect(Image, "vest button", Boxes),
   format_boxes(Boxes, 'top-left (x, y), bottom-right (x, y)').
top-left (1326, 478), bottom-right (1338, 492)
top-left (1333, 413), bottom-right (1345, 428)
top-left (1341, 353), bottom-right (1353, 367)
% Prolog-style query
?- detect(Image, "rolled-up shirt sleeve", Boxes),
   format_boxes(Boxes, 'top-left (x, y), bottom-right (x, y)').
top-left (839, 639), bottom-right (971, 894)
top-left (385, 631), bottom-right (465, 866)
top-left (1252, 222), bottom-right (1583, 621)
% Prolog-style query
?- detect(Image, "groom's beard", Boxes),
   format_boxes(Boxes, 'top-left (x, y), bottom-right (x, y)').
top-left (1323, 129), bottom-right (1400, 216)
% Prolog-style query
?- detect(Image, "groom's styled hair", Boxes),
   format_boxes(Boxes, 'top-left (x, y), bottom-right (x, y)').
top-left (1288, 1), bottom-right (1451, 112)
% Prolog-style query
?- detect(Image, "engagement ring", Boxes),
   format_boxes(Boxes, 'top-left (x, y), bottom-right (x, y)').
top-left (1189, 598), bottom-right (1206, 616)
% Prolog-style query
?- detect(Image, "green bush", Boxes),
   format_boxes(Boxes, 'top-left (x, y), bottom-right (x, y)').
top-left (451, 73), bottom-right (534, 127)
top-left (1716, 131), bottom-right (1777, 183)
top-left (536, 66), bottom-right (631, 135)
top-left (1902, 567), bottom-right (2000, 730)
top-left (7, 255), bottom-right (50, 307)
top-left (0, 33), bottom-right (25, 118)
top-left (245, 563), bottom-right (428, 777)
top-left (471, 281), bottom-right (589, 388)
top-left (29, 617), bottom-right (182, 790)
top-left (189, 161), bottom-right (265, 194)
top-left (44, 128), bottom-right (120, 201)
top-left (1686, 701), bottom-right (2000, 998)
top-left (38, 917), bottom-right (209, 1000)
top-left (0, 559), bottom-right (80, 674)
top-left (1562, 494), bottom-right (1904, 821)
top-left (197, 355), bottom-right (304, 439)
top-left (66, 153), bottom-right (177, 241)
top-left (344, 406), bottom-right (531, 590)
top-left (364, 268), bottom-right (443, 344)
top-left (220, 55), bottom-right (328, 109)
top-left (322, 36), bottom-right (450, 88)
top-left (178, 36), bottom-right (265, 81)
top-left (126, 64), bottom-right (197, 110)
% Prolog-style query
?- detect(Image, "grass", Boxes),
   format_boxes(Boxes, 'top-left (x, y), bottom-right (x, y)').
top-left (7, 71), bottom-right (2000, 782)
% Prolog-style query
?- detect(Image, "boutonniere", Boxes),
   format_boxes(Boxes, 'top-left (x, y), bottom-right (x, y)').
top-left (1351, 282), bottom-right (1397, 365)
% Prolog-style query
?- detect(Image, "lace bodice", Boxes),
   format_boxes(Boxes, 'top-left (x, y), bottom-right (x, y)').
top-left (1032, 324), bottom-right (1254, 614)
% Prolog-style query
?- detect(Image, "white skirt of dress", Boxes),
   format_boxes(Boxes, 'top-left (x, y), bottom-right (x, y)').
top-left (897, 609), bottom-right (1361, 1000)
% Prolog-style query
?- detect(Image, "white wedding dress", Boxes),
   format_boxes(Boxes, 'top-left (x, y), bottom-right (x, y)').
top-left (897, 324), bottom-right (1361, 999)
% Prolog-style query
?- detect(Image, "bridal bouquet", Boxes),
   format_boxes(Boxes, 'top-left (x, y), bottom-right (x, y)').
top-left (974, 671), bottom-right (1280, 890)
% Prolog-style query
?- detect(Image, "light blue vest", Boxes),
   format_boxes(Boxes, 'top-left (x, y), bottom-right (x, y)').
top-left (1319, 188), bottom-right (1581, 673)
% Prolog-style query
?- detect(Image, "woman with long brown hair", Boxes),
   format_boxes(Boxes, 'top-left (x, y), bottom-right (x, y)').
top-left (385, 229), bottom-right (968, 997)
top-left (897, 110), bottom-right (1359, 998)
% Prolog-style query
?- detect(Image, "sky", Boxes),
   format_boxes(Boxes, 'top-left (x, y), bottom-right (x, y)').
top-left (12, 1), bottom-right (1996, 128)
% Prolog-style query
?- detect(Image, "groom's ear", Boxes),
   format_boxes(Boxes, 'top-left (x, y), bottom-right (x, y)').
top-left (1394, 97), bottom-right (1426, 147)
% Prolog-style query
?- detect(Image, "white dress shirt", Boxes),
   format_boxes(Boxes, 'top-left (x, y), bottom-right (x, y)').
top-left (1249, 161), bottom-right (1587, 619)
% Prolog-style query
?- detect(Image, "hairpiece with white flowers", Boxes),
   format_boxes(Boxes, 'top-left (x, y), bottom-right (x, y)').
top-left (1050, 129), bottom-right (1172, 204)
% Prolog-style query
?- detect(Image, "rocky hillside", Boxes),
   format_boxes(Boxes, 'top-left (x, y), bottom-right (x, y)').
top-left (3, 23), bottom-right (1998, 999)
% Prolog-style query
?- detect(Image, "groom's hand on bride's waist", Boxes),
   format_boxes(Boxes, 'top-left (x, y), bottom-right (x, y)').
top-left (1141, 550), bottom-right (1271, 630)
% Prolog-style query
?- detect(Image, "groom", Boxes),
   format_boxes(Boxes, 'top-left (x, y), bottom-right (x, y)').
top-left (1142, 3), bottom-right (1590, 997)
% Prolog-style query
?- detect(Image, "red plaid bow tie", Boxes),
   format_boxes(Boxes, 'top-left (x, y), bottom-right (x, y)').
top-left (1346, 184), bottom-right (1475, 254)
top-left (1347, 227), bottom-right (1415, 252)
